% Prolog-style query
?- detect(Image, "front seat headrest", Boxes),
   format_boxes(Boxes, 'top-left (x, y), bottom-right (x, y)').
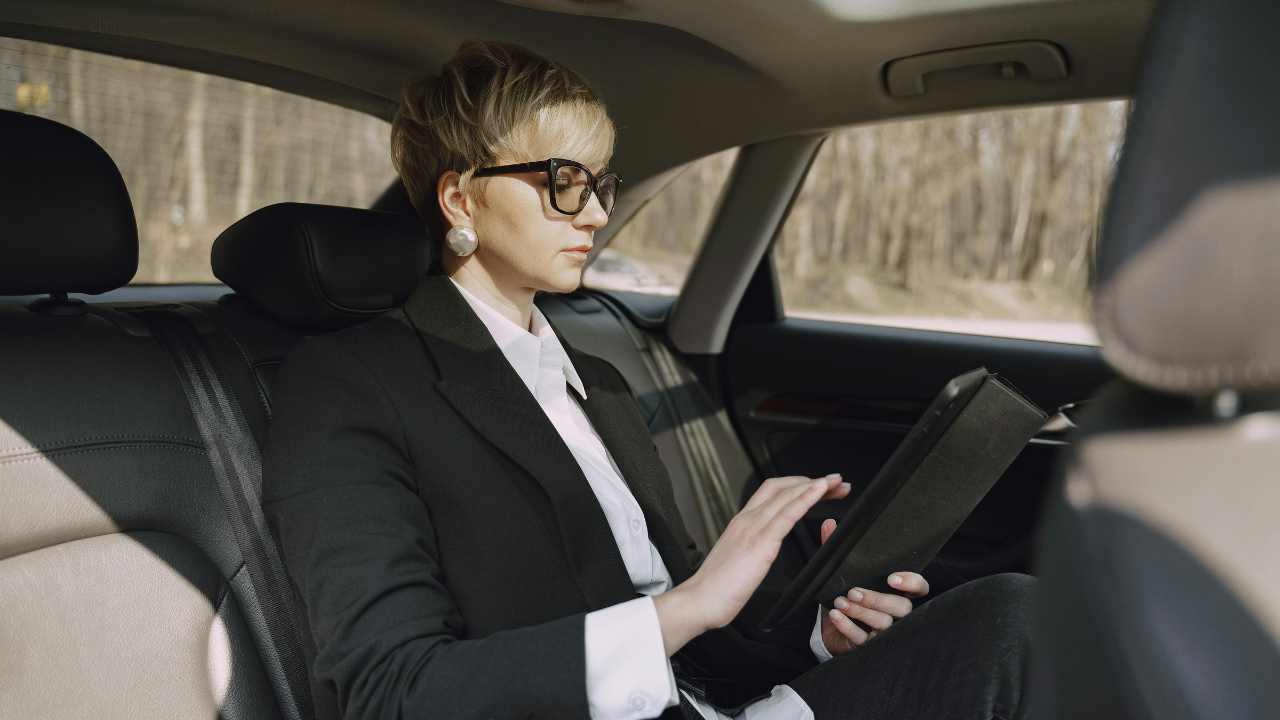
top-left (212, 203), bottom-right (435, 330)
top-left (0, 110), bottom-right (138, 295)
top-left (1093, 0), bottom-right (1280, 395)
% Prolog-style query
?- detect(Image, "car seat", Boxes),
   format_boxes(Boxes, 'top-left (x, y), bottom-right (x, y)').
top-left (1032, 0), bottom-right (1280, 717)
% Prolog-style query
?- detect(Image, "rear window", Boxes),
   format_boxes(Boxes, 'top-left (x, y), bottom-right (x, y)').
top-left (585, 148), bottom-right (739, 296)
top-left (1, 38), bottom-right (398, 284)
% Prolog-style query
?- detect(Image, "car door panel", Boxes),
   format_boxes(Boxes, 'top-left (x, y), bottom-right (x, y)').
top-left (725, 317), bottom-right (1114, 590)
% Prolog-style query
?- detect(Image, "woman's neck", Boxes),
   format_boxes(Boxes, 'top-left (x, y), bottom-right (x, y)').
top-left (445, 257), bottom-right (536, 332)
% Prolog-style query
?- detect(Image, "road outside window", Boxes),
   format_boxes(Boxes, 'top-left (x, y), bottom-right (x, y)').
top-left (584, 148), bottom-right (738, 296)
top-left (1, 38), bottom-right (397, 284)
top-left (774, 101), bottom-right (1131, 345)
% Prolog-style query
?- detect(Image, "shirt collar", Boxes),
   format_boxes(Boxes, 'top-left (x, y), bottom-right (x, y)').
top-left (449, 278), bottom-right (587, 399)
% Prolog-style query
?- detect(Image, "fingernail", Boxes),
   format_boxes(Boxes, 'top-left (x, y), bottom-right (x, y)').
top-left (829, 609), bottom-right (842, 621)
top-left (833, 597), bottom-right (850, 610)
top-left (849, 589), bottom-right (864, 602)
top-left (839, 482), bottom-right (851, 490)
top-left (889, 575), bottom-right (903, 587)
top-left (824, 473), bottom-right (842, 479)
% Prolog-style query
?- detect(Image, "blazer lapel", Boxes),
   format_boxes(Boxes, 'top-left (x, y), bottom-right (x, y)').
top-left (565, 339), bottom-right (697, 585)
top-left (401, 274), bottom-right (637, 610)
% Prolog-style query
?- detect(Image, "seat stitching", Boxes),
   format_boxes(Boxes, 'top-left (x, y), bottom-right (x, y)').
top-left (0, 443), bottom-right (206, 465)
top-left (0, 434), bottom-right (199, 454)
top-left (215, 315), bottom-right (274, 421)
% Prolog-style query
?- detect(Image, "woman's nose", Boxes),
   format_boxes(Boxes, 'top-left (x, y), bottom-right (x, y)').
top-left (573, 191), bottom-right (609, 230)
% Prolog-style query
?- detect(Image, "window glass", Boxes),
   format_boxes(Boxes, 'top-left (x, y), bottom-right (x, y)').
top-left (585, 147), bottom-right (738, 296)
top-left (1, 38), bottom-right (397, 284)
top-left (773, 101), bottom-right (1131, 345)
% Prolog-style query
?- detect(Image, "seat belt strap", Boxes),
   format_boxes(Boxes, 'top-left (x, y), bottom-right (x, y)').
top-left (134, 308), bottom-right (314, 720)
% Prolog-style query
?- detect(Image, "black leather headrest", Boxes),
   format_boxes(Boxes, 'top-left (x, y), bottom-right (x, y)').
top-left (0, 111), bottom-right (138, 295)
top-left (1094, 0), bottom-right (1280, 395)
top-left (212, 203), bottom-right (434, 329)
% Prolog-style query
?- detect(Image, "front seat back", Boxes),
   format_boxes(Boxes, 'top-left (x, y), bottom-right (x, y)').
top-left (1033, 0), bottom-right (1280, 717)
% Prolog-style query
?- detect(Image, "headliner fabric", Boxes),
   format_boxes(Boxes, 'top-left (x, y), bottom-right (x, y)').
top-left (212, 203), bottom-right (434, 330)
top-left (0, 110), bottom-right (138, 295)
top-left (1093, 0), bottom-right (1280, 394)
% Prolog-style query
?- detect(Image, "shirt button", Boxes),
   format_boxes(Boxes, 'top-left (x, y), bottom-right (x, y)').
top-left (630, 517), bottom-right (642, 534)
top-left (629, 693), bottom-right (647, 711)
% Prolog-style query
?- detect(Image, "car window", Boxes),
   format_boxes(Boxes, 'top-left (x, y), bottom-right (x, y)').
top-left (1, 38), bottom-right (397, 284)
top-left (585, 147), bottom-right (738, 296)
top-left (773, 101), bottom-right (1131, 345)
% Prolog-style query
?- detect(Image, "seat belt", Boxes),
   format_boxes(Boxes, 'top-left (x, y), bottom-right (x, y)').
top-left (586, 293), bottom-right (740, 542)
top-left (133, 308), bottom-right (314, 720)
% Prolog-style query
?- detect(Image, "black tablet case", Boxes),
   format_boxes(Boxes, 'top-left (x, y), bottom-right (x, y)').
top-left (759, 367), bottom-right (1047, 631)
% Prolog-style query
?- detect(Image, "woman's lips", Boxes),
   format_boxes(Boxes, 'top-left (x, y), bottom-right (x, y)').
top-left (562, 247), bottom-right (591, 261)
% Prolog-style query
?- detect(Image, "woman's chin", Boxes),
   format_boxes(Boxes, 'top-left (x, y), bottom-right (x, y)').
top-left (539, 269), bottom-right (584, 294)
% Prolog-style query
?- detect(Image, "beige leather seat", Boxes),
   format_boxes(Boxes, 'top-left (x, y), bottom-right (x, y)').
top-left (0, 109), bottom-right (288, 720)
top-left (1032, 0), bottom-right (1280, 716)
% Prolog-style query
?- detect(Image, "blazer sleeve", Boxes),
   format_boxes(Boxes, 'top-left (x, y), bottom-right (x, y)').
top-left (261, 334), bottom-right (591, 720)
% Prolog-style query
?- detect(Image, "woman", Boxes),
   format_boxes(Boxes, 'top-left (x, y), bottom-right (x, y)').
top-left (261, 40), bottom-right (1033, 720)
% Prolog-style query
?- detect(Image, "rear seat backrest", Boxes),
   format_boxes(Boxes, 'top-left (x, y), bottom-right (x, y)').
top-left (0, 110), bottom-right (283, 720)
top-left (209, 204), bottom-right (760, 554)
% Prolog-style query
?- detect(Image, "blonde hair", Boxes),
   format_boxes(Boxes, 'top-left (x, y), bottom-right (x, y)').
top-left (391, 39), bottom-right (616, 234)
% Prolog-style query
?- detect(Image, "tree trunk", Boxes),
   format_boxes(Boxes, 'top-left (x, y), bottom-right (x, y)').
top-left (236, 85), bottom-right (258, 217)
top-left (185, 73), bottom-right (208, 229)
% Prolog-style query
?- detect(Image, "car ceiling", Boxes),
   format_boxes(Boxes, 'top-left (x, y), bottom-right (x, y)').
top-left (0, 0), bottom-right (1155, 198)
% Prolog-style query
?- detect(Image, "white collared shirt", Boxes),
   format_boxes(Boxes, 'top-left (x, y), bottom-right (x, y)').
top-left (451, 279), bottom-right (814, 720)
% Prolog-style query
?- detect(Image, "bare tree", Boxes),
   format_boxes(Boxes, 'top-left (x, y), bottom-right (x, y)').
top-left (235, 84), bottom-right (258, 217)
top-left (0, 37), bottom-right (398, 283)
top-left (185, 72), bottom-right (208, 229)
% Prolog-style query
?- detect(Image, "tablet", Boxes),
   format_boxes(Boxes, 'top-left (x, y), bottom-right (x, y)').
top-left (758, 367), bottom-right (1046, 631)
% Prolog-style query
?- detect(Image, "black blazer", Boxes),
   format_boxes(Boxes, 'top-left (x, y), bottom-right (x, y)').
top-left (262, 274), bottom-right (814, 720)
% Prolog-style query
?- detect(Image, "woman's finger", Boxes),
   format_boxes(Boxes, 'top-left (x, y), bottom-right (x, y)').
top-left (832, 596), bottom-right (894, 630)
top-left (756, 476), bottom-right (838, 521)
top-left (742, 475), bottom-right (822, 511)
top-left (888, 572), bottom-right (930, 598)
top-left (826, 608), bottom-right (869, 646)
top-left (848, 587), bottom-right (914, 618)
top-left (762, 479), bottom-right (838, 537)
top-left (819, 519), bottom-right (837, 544)
top-left (820, 481), bottom-right (851, 501)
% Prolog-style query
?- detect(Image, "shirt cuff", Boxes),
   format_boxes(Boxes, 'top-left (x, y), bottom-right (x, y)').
top-left (809, 605), bottom-right (834, 663)
top-left (585, 596), bottom-right (678, 720)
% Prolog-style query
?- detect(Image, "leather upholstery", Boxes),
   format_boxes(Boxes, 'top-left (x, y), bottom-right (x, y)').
top-left (1035, 385), bottom-right (1280, 720)
top-left (0, 532), bottom-right (280, 720)
top-left (1035, 0), bottom-right (1280, 717)
top-left (0, 111), bottom-right (137, 295)
top-left (1093, 0), bottom-right (1280, 394)
top-left (212, 203), bottom-right (435, 330)
top-left (0, 118), bottom-right (295, 720)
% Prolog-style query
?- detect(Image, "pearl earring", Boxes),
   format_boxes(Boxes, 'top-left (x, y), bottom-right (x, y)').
top-left (445, 225), bottom-right (478, 256)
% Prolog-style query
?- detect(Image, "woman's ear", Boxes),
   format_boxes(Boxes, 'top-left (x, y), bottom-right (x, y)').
top-left (437, 171), bottom-right (473, 228)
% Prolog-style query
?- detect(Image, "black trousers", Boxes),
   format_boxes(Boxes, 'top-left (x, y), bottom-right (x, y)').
top-left (788, 573), bottom-right (1035, 720)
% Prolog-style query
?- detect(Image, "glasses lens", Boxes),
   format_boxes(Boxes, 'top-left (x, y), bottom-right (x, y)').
top-left (554, 165), bottom-right (591, 213)
top-left (597, 174), bottom-right (619, 215)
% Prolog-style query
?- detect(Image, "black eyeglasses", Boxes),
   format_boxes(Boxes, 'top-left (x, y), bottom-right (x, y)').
top-left (473, 158), bottom-right (620, 216)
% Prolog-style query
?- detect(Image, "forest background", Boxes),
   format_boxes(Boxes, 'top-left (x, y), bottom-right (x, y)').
top-left (5, 36), bottom-right (1129, 335)
top-left (2, 38), bottom-right (395, 284)
top-left (607, 100), bottom-right (1131, 332)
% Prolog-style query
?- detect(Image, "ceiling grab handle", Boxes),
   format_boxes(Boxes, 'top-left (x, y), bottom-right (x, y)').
top-left (884, 40), bottom-right (1069, 98)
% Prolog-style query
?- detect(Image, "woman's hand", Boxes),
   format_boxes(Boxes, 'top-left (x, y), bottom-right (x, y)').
top-left (818, 518), bottom-right (929, 656)
top-left (653, 474), bottom-right (850, 656)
